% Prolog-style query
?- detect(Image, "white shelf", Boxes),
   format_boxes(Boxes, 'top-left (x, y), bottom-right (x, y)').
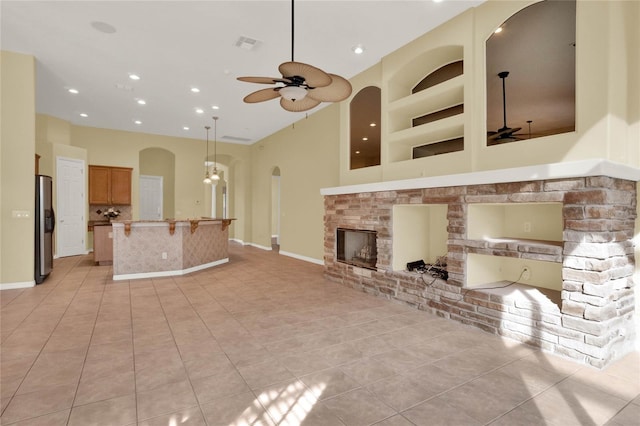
top-left (388, 75), bottom-right (464, 133)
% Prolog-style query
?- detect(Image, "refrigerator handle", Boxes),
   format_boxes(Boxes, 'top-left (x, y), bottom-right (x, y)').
top-left (51, 208), bottom-right (55, 233)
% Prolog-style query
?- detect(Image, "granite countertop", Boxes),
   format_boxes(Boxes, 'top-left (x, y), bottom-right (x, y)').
top-left (89, 218), bottom-right (235, 232)
top-left (88, 220), bottom-right (112, 231)
top-left (111, 217), bottom-right (234, 224)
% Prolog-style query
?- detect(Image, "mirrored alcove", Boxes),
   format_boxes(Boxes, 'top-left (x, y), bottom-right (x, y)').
top-left (486, 0), bottom-right (576, 146)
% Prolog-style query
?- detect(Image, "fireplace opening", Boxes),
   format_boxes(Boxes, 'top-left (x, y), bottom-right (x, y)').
top-left (336, 228), bottom-right (377, 270)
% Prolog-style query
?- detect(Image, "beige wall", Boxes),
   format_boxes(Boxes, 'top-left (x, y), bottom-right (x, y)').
top-left (140, 147), bottom-right (176, 219)
top-left (249, 104), bottom-right (341, 261)
top-left (1, 51), bottom-right (36, 288)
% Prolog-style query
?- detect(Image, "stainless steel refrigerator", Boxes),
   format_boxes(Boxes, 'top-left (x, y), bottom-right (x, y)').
top-left (35, 175), bottom-right (54, 284)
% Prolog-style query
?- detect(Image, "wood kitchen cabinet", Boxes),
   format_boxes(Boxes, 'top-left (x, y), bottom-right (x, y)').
top-left (89, 165), bottom-right (132, 205)
top-left (93, 224), bottom-right (113, 265)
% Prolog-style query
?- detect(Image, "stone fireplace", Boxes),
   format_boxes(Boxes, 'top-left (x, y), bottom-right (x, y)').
top-left (322, 160), bottom-right (638, 368)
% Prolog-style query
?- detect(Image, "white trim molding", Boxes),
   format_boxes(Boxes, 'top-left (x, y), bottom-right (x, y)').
top-left (113, 258), bottom-right (228, 281)
top-left (0, 280), bottom-right (36, 290)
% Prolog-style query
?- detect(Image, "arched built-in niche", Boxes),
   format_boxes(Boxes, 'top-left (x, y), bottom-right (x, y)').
top-left (486, 0), bottom-right (576, 145)
top-left (350, 87), bottom-right (381, 170)
top-left (139, 147), bottom-right (175, 219)
top-left (386, 45), bottom-right (465, 162)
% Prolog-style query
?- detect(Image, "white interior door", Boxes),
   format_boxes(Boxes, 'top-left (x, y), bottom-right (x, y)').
top-left (139, 175), bottom-right (163, 220)
top-left (56, 157), bottom-right (86, 257)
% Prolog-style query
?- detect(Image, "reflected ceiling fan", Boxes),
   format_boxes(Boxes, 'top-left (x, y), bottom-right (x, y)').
top-left (237, 0), bottom-right (352, 112)
top-left (487, 71), bottom-right (524, 143)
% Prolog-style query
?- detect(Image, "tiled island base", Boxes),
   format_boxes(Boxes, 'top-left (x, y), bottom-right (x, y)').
top-left (323, 164), bottom-right (637, 369)
top-left (112, 219), bottom-right (233, 280)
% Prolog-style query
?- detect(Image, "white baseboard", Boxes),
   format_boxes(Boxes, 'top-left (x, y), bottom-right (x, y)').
top-left (0, 280), bottom-right (36, 290)
top-left (248, 243), bottom-right (273, 251)
top-left (113, 258), bottom-right (229, 281)
top-left (279, 250), bottom-right (324, 266)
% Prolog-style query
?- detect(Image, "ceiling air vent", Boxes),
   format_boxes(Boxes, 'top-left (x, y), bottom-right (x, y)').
top-left (222, 135), bottom-right (252, 143)
top-left (235, 36), bottom-right (260, 51)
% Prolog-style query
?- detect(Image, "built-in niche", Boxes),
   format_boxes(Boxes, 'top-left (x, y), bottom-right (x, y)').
top-left (386, 45), bottom-right (465, 163)
top-left (336, 228), bottom-right (377, 270)
top-left (392, 204), bottom-right (448, 271)
top-left (410, 62), bottom-right (465, 159)
top-left (486, 0), bottom-right (576, 145)
top-left (349, 86), bottom-right (381, 170)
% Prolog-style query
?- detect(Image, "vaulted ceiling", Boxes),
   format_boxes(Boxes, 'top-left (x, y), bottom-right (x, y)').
top-left (1, 0), bottom-right (483, 145)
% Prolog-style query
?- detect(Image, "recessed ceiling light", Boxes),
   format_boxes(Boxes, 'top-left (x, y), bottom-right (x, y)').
top-left (129, 73), bottom-right (140, 80)
top-left (137, 99), bottom-right (146, 105)
top-left (68, 88), bottom-right (79, 94)
top-left (494, 27), bottom-right (503, 34)
top-left (370, 122), bottom-right (377, 127)
top-left (195, 108), bottom-right (204, 114)
top-left (433, 0), bottom-right (444, 3)
top-left (191, 87), bottom-right (200, 93)
top-left (134, 120), bottom-right (142, 125)
top-left (212, 105), bottom-right (220, 110)
top-left (352, 45), bottom-right (364, 55)
top-left (183, 126), bottom-right (190, 131)
top-left (80, 113), bottom-right (88, 118)
top-left (362, 137), bottom-right (368, 141)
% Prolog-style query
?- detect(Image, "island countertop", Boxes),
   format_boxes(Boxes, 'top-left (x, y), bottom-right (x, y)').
top-left (111, 217), bottom-right (234, 236)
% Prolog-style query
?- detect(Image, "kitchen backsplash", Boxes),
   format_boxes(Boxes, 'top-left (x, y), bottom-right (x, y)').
top-left (89, 205), bottom-right (132, 221)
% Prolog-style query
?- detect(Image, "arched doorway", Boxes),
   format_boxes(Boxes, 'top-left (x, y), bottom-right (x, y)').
top-left (271, 167), bottom-right (281, 252)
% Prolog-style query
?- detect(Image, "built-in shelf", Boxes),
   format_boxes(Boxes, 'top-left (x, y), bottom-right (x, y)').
top-left (466, 237), bottom-right (563, 263)
top-left (388, 115), bottom-right (464, 163)
top-left (388, 75), bottom-right (464, 133)
top-left (385, 45), bottom-right (465, 165)
top-left (466, 202), bottom-right (563, 291)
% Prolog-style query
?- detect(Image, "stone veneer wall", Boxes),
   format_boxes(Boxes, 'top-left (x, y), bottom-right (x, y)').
top-left (323, 176), bottom-right (637, 368)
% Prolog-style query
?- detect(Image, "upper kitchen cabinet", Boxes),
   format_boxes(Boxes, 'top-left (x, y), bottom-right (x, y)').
top-left (89, 165), bottom-right (132, 205)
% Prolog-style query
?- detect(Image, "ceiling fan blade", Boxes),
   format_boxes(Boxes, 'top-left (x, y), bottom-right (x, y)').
top-left (280, 96), bottom-right (320, 112)
top-left (279, 61), bottom-right (332, 88)
top-left (306, 74), bottom-right (352, 102)
top-left (243, 88), bottom-right (281, 103)
top-left (488, 127), bottom-right (522, 140)
top-left (237, 76), bottom-right (291, 85)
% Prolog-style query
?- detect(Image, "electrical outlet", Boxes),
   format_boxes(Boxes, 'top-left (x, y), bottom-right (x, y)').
top-left (162, 252), bottom-right (167, 259)
top-left (524, 221), bottom-right (532, 233)
top-left (521, 266), bottom-right (531, 281)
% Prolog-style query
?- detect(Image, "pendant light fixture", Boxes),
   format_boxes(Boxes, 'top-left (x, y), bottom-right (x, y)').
top-left (210, 116), bottom-right (221, 182)
top-left (203, 125), bottom-right (212, 184)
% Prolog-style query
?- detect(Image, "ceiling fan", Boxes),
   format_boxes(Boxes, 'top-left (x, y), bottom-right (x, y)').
top-left (487, 71), bottom-right (523, 143)
top-left (237, 0), bottom-right (352, 112)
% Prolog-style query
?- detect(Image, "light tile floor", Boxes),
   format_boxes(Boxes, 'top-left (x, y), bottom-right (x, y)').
top-left (1, 242), bottom-right (639, 426)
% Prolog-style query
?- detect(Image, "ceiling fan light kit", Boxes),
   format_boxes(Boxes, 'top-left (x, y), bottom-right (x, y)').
top-left (279, 85), bottom-right (307, 101)
top-left (237, 0), bottom-right (352, 112)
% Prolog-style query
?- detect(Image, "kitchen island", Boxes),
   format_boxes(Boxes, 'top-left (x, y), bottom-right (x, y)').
top-left (111, 218), bottom-right (234, 280)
